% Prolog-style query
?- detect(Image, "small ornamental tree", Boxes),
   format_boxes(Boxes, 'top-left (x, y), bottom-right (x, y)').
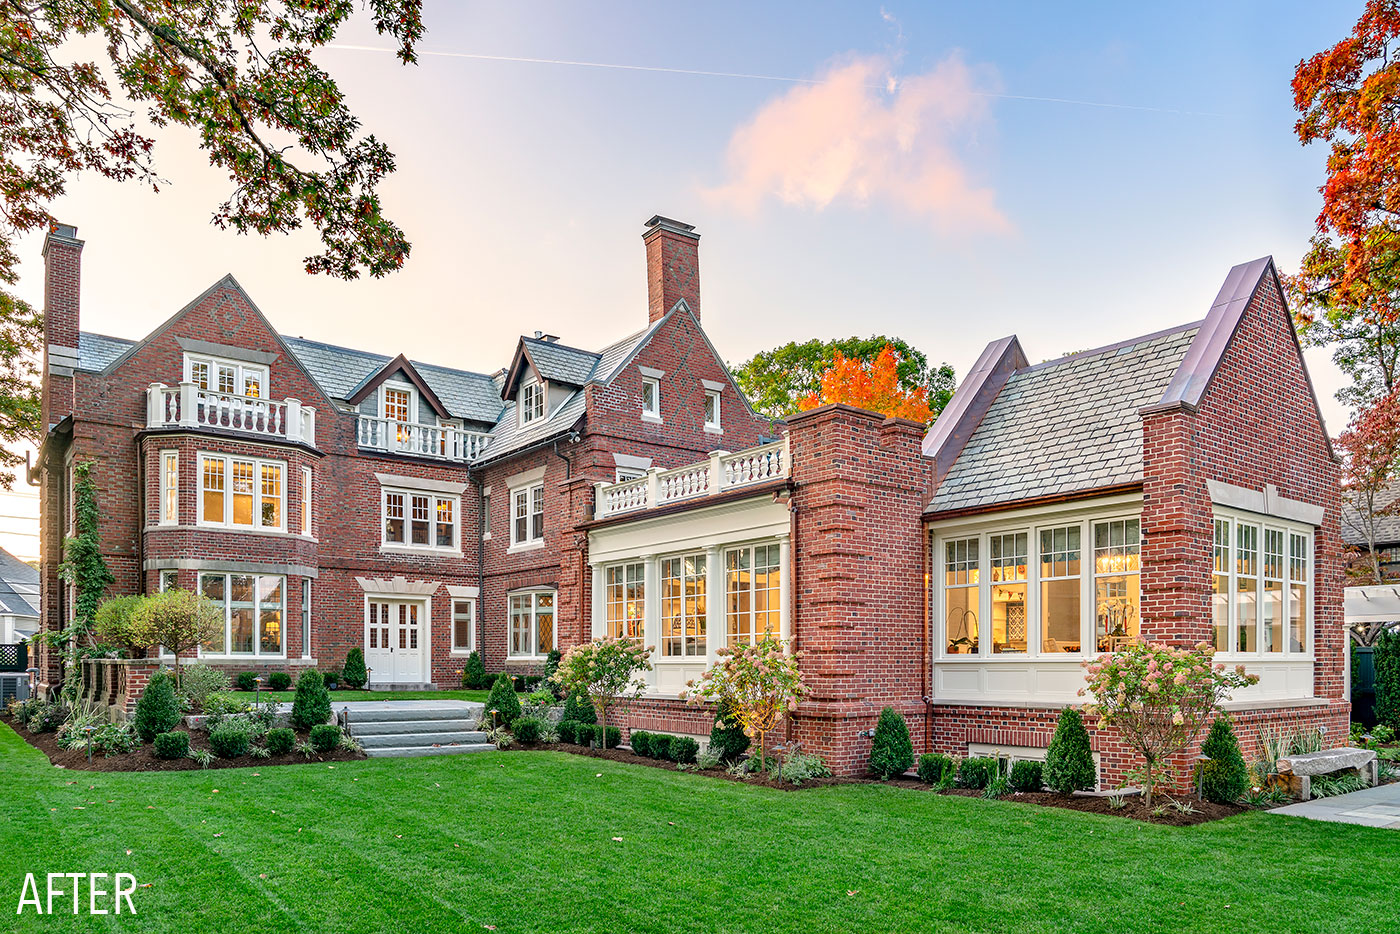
top-left (291, 669), bottom-right (332, 730)
top-left (341, 647), bottom-right (367, 690)
top-left (486, 672), bottom-right (523, 728)
top-left (551, 638), bottom-right (653, 746)
top-left (126, 589), bottom-right (223, 692)
top-left (1043, 707), bottom-right (1096, 795)
top-left (869, 707), bottom-right (915, 779)
top-left (1081, 641), bottom-right (1259, 806)
top-left (684, 638), bottom-right (808, 767)
top-left (1199, 717), bottom-right (1250, 804)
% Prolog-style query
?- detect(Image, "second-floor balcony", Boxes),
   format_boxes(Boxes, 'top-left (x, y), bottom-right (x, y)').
top-left (356, 415), bottom-right (491, 463)
top-left (146, 382), bottom-right (316, 446)
top-left (594, 439), bottom-right (790, 520)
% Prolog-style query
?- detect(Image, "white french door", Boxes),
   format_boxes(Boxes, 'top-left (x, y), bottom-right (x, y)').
top-left (365, 599), bottom-right (425, 684)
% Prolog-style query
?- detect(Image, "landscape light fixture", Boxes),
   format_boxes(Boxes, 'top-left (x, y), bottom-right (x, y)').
top-left (254, 675), bottom-right (264, 706)
top-left (26, 666), bottom-right (38, 695)
top-left (82, 725), bottom-right (96, 764)
top-left (365, 668), bottom-right (372, 692)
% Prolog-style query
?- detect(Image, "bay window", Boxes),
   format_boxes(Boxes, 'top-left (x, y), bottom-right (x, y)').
top-left (509, 590), bottom-right (554, 658)
top-left (1092, 519), bottom-right (1139, 652)
top-left (606, 562), bottom-right (645, 639)
top-left (382, 487), bottom-right (458, 551)
top-left (1211, 512), bottom-right (1312, 655)
top-left (198, 453), bottom-right (284, 530)
top-left (200, 572), bottom-right (284, 656)
top-left (661, 553), bottom-right (706, 657)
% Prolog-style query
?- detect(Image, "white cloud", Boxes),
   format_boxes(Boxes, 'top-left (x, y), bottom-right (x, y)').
top-left (707, 53), bottom-right (1008, 234)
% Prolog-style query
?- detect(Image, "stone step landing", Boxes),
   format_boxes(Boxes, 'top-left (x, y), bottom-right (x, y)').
top-left (346, 703), bottom-right (493, 759)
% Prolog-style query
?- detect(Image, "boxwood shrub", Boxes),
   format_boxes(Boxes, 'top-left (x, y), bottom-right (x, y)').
top-left (133, 671), bottom-right (181, 742)
top-left (235, 671), bottom-right (258, 692)
top-left (1009, 759), bottom-right (1044, 792)
top-left (556, 719), bottom-right (578, 744)
top-left (957, 756), bottom-right (998, 790)
top-left (646, 732), bottom-right (675, 760)
top-left (265, 727), bottom-right (295, 756)
top-left (309, 724), bottom-right (342, 752)
top-left (629, 730), bottom-right (652, 756)
top-left (917, 753), bottom-right (954, 784)
top-left (152, 731), bottom-right (189, 760)
top-left (268, 671), bottom-right (292, 692)
top-left (209, 722), bottom-right (251, 758)
top-left (668, 736), bottom-right (700, 764)
top-left (513, 716), bottom-right (543, 744)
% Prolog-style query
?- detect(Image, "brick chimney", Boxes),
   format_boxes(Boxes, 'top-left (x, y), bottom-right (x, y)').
top-left (643, 215), bottom-right (700, 324)
top-left (41, 222), bottom-right (83, 428)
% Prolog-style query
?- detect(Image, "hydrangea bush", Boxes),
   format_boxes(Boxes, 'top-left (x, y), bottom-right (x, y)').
top-left (551, 637), bottom-right (653, 747)
top-left (1081, 641), bottom-right (1258, 805)
top-left (684, 638), bottom-right (808, 767)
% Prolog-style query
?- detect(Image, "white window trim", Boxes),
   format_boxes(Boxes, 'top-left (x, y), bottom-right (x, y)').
top-left (381, 379), bottom-right (418, 423)
top-left (704, 388), bottom-right (722, 434)
top-left (604, 561), bottom-right (647, 640)
top-left (183, 353), bottom-right (269, 398)
top-left (508, 589), bottom-right (556, 659)
top-left (1211, 507), bottom-right (1314, 661)
top-left (380, 485), bottom-right (461, 554)
top-left (641, 376), bottom-right (661, 422)
top-left (159, 450), bottom-right (179, 526)
top-left (509, 481), bottom-right (545, 551)
top-left (300, 466), bottom-right (312, 537)
top-left (451, 598), bottom-right (476, 655)
top-left (519, 376), bottom-right (546, 427)
top-left (197, 572), bottom-right (287, 659)
top-left (197, 452), bottom-right (287, 532)
top-left (301, 578), bottom-right (313, 659)
top-left (481, 485), bottom-right (492, 540)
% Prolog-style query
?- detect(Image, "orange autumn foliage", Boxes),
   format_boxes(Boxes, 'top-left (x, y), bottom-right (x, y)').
top-left (797, 344), bottom-right (935, 423)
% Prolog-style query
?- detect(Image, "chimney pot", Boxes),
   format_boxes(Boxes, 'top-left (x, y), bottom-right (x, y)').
top-left (643, 215), bottom-right (701, 325)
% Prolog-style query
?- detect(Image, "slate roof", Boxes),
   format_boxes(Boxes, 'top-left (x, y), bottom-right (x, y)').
top-left (0, 547), bottom-right (39, 618)
top-left (1341, 489), bottom-right (1400, 547)
top-left (927, 324), bottom-right (1201, 514)
top-left (77, 332), bottom-right (137, 371)
top-left (522, 337), bottom-right (600, 386)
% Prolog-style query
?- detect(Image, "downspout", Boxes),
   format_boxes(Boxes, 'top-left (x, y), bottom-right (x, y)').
top-left (471, 466), bottom-right (484, 653)
top-left (786, 489), bottom-right (799, 748)
top-left (553, 433), bottom-right (579, 648)
top-left (136, 437), bottom-right (145, 594)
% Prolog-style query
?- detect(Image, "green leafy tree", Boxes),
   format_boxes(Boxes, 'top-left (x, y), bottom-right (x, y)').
top-left (1043, 707), bottom-right (1097, 796)
top-left (125, 589), bottom-right (222, 692)
top-left (733, 336), bottom-right (955, 424)
top-left (486, 672), bottom-right (522, 727)
top-left (868, 706), bottom-right (915, 779)
top-left (1377, 628), bottom-right (1400, 732)
top-left (1199, 717), bottom-right (1249, 804)
top-left (133, 670), bottom-right (180, 741)
top-left (290, 668), bottom-right (331, 731)
top-left (551, 638), bottom-right (652, 746)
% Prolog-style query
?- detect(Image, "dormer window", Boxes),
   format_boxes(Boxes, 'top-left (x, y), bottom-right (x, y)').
top-left (185, 354), bottom-right (267, 399)
top-left (521, 378), bottom-right (545, 425)
top-left (383, 384), bottom-right (413, 423)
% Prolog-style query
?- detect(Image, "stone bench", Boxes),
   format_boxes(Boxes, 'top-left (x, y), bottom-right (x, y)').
top-left (1277, 747), bottom-right (1379, 801)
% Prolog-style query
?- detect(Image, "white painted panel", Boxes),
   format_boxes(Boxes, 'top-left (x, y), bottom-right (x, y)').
top-left (984, 665), bottom-right (1031, 696)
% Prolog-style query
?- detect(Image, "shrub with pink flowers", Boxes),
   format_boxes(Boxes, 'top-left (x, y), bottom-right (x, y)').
top-left (551, 637), bottom-right (653, 746)
top-left (1080, 641), bottom-right (1258, 805)
top-left (684, 638), bottom-right (808, 767)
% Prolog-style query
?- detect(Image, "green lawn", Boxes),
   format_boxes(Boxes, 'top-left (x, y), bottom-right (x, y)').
top-left (225, 688), bottom-right (493, 705)
top-left (2, 724), bottom-right (1396, 934)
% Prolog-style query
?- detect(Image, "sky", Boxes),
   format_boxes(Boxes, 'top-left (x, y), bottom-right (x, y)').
top-left (1, 1), bottom-right (1367, 562)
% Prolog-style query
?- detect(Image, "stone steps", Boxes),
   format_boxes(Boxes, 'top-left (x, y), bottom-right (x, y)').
top-left (348, 703), bottom-right (493, 759)
top-left (353, 718), bottom-right (480, 736)
top-left (359, 730), bottom-right (487, 749)
top-left (364, 743), bottom-right (498, 759)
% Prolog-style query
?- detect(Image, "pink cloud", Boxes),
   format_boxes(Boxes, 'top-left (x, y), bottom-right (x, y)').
top-left (707, 54), bottom-right (1009, 233)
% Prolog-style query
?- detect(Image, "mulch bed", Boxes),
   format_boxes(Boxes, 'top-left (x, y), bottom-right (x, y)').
top-left (3, 718), bottom-right (365, 772)
top-left (517, 742), bottom-right (1247, 822)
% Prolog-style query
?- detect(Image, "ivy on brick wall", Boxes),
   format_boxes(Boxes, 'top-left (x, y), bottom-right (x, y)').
top-left (53, 461), bottom-right (114, 702)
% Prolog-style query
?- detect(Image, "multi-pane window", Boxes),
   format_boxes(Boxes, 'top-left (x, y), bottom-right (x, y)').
top-left (159, 569), bottom-right (178, 591)
top-left (382, 488), bottom-right (457, 550)
top-left (520, 379), bottom-right (545, 425)
top-left (606, 563), bottom-right (645, 639)
top-left (1093, 519), bottom-right (1140, 652)
top-left (200, 573), bottom-right (284, 656)
top-left (511, 483), bottom-right (544, 546)
top-left (990, 532), bottom-right (1028, 654)
top-left (198, 454), bottom-right (284, 530)
top-left (301, 579), bottom-right (312, 658)
top-left (1039, 526), bottom-right (1081, 653)
top-left (1209, 514), bottom-right (1311, 655)
top-left (159, 451), bottom-right (179, 525)
top-left (300, 466), bottom-right (312, 536)
top-left (641, 377), bottom-right (660, 419)
top-left (704, 390), bottom-right (721, 430)
top-left (452, 599), bottom-right (475, 653)
top-left (509, 591), bottom-right (554, 657)
top-left (661, 553), bottom-right (706, 657)
top-left (382, 385), bottom-right (412, 422)
top-left (944, 538), bottom-right (979, 654)
top-left (185, 355), bottom-right (265, 398)
top-left (725, 544), bottom-right (780, 647)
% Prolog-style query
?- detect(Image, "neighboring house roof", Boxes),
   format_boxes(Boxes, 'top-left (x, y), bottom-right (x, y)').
top-left (0, 547), bottom-right (39, 619)
top-left (1340, 488), bottom-right (1400, 548)
top-left (928, 324), bottom-right (1200, 515)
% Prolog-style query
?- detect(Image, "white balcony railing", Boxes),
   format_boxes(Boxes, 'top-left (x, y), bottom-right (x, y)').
top-left (356, 415), bottom-right (491, 463)
top-left (146, 382), bottom-right (316, 445)
top-left (594, 438), bottom-right (789, 520)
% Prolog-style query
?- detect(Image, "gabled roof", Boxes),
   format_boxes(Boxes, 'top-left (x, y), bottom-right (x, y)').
top-left (927, 324), bottom-right (1201, 515)
top-left (501, 336), bottom-right (600, 401)
top-left (345, 353), bottom-right (451, 418)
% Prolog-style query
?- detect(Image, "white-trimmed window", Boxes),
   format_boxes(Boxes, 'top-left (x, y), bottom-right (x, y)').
top-left (944, 538), bottom-right (980, 654)
top-left (1039, 525), bottom-right (1081, 653)
top-left (520, 378), bottom-right (545, 425)
top-left (1211, 511), bottom-right (1311, 656)
top-left (725, 544), bottom-right (779, 647)
top-left (605, 562), bottom-right (645, 639)
top-left (704, 389), bottom-right (722, 431)
top-left (301, 579), bottom-right (312, 659)
top-left (198, 453), bottom-right (285, 530)
top-left (616, 467), bottom-right (646, 482)
top-left (185, 354), bottom-right (266, 398)
top-left (641, 377), bottom-right (660, 419)
top-left (382, 488), bottom-right (458, 551)
top-left (159, 450), bottom-right (179, 525)
top-left (990, 532), bottom-right (1029, 654)
top-left (511, 482), bottom-right (544, 546)
top-left (199, 572), bottom-right (284, 656)
top-left (452, 599), bottom-right (476, 653)
top-left (300, 466), bottom-right (312, 536)
top-left (159, 569), bottom-right (178, 591)
top-left (509, 590), bottom-right (554, 658)
top-left (661, 552), bottom-right (706, 657)
top-left (1092, 519), bottom-right (1140, 652)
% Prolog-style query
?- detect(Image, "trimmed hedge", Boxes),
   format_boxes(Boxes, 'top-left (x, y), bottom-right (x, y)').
top-left (556, 719), bottom-right (579, 744)
top-left (1376, 629), bottom-right (1400, 732)
top-left (209, 722), bottom-right (251, 758)
top-left (513, 717), bottom-right (543, 744)
top-left (309, 723), bottom-right (342, 752)
top-left (869, 706), bottom-right (915, 779)
top-left (629, 730), bottom-right (653, 756)
top-left (917, 753), bottom-right (954, 785)
top-left (1009, 759), bottom-right (1044, 793)
top-left (957, 756), bottom-right (997, 790)
top-left (291, 669), bottom-right (332, 730)
top-left (268, 671), bottom-right (292, 692)
top-left (668, 736), bottom-right (699, 764)
top-left (153, 731), bottom-right (188, 760)
top-left (133, 671), bottom-right (181, 742)
top-left (1044, 707), bottom-right (1097, 794)
top-left (265, 727), bottom-right (295, 756)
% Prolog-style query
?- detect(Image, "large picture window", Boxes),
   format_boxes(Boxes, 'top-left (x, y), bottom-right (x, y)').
top-left (661, 553), bottom-right (706, 657)
top-left (185, 354), bottom-right (266, 398)
top-left (200, 572), bottom-right (284, 657)
top-left (382, 488), bottom-right (458, 551)
top-left (1211, 513), bottom-right (1311, 655)
top-left (1093, 519), bottom-right (1140, 652)
top-left (198, 453), bottom-right (284, 530)
top-left (509, 591), bottom-right (554, 658)
top-left (606, 562), bottom-right (645, 639)
top-left (725, 544), bottom-right (780, 647)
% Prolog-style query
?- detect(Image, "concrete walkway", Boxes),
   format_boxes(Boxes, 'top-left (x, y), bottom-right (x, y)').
top-left (1271, 781), bottom-right (1400, 829)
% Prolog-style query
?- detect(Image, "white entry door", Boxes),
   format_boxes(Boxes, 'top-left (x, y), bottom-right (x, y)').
top-left (365, 600), bottom-right (425, 685)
